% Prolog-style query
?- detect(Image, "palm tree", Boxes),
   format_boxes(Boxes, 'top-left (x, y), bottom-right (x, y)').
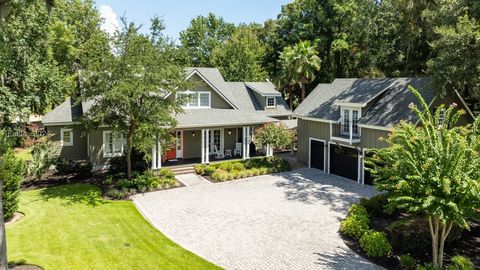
top-left (279, 41), bottom-right (321, 102)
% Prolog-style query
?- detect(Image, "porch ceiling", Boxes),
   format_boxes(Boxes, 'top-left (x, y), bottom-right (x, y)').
top-left (175, 109), bottom-right (278, 129)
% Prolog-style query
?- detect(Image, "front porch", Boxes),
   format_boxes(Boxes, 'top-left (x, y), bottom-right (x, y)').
top-left (150, 125), bottom-right (274, 169)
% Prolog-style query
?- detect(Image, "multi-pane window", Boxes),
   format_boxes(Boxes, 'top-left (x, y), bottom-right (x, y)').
top-left (342, 109), bottom-right (360, 135)
top-left (342, 109), bottom-right (350, 134)
top-left (209, 129), bottom-right (221, 153)
top-left (177, 91), bottom-right (210, 108)
top-left (103, 131), bottom-right (125, 157)
top-left (266, 97), bottom-right (276, 108)
top-left (61, 128), bottom-right (73, 146)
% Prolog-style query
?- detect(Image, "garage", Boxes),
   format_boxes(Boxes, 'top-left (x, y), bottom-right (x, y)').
top-left (309, 139), bottom-right (325, 171)
top-left (329, 144), bottom-right (359, 181)
top-left (363, 150), bottom-right (380, 186)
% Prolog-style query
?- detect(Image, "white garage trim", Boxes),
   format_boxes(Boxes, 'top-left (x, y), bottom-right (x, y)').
top-left (328, 141), bottom-right (362, 183)
top-left (308, 137), bottom-right (327, 172)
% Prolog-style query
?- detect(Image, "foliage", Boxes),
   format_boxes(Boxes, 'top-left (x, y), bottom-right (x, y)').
top-left (0, 149), bottom-right (24, 221)
top-left (74, 161), bottom-right (92, 179)
top-left (359, 230), bottom-right (393, 257)
top-left (448, 255), bottom-right (474, 270)
top-left (54, 158), bottom-right (75, 175)
top-left (81, 17), bottom-right (187, 179)
top-left (368, 87), bottom-right (480, 267)
top-left (359, 193), bottom-right (389, 217)
top-left (26, 141), bottom-right (58, 180)
top-left (254, 122), bottom-right (294, 150)
top-left (211, 25), bottom-right (268, 81)
top-left (428, 15), bottom-right (480, 112)
top-left (6, 184), bottom-right (219, 269)
top-left (399, 254), bottom-right (417, 270)
top-left (339, 204), bottom-right (370, 240)
top-left (104, 169), bottom-right (177, 198)
top-left (204, 157), bottom-right (291, 182)
top-left (179, 13), bottom-right (235, 67)
top-left (107, 150), bottom-right (148, 174)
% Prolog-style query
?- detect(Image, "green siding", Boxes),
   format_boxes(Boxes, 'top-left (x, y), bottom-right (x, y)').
top-left (296, 119), bottom-right (330, 164)
top-left (360, 128), bottom-right (390, 149)
top-left (182, 130), bottom-right (201, 159)
top-left (47, 125), bottom-right (88, 160)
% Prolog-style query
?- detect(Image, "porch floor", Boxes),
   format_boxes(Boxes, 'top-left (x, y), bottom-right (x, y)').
top-left (162, 153), bottom-right (265, 169)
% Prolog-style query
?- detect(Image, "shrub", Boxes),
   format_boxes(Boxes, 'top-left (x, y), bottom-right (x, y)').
top-left (159, 168), bottom-right (175, 180)
top-left (359, 230), bottom-right (392, 257)
top-left (103, 175), bottom-right (114, 186)
top-left (231, 162), bottom-right (245, 171)
top-left (108, 156), bottom-right (127, 174)
top-left (26, 141), bottom-right (58, 180)
top-left (133, 170), bottom-right (159, 190)
top-left (360, 193), bottom-right (389, 217)
top-left (399, 254), bottom-right (416, 270)
top-left (55, 158), bottom-right (76, 175)
top-left (116, 178), bottom-right (135, 189)
top-left (106, 187), bottom-right (134, 200)
top-left (204, 166), bottom-right (215, 175)
top-left (75, 161), bottom-right (93, 179)
top-left (218, 163), bottom-right (234, 172)
top-left (194, 164), bottom-right (205, 175)
top-left (448, 255), bottom-right (474, 270)
top-left (0, 150), bottom-right (25, 221)
top-left (339, 204), bottom-right (369, 239)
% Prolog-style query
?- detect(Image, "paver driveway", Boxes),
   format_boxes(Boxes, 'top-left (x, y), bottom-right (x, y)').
top-left (132, 168), bottom-right (382, 270)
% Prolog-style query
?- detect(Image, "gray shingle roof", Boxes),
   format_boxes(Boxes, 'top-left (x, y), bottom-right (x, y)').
top-left (42, 98), bottom-right (82, 124)
top-left (358, 78), bottom-right (434, 127)
top-left (245, 82), bottom-right (281, 96)
top-left (293, 77), bottom-right (435, 127)
top-left (175, 109), bottom-right (278, 128)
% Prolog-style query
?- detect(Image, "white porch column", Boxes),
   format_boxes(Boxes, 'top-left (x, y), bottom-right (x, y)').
top-left (157, 139), bottom-right (162, 168)
top-left (151, 141), bottom-right (157, 169)
top-left (246, 126), bottom-right (251, 159)
top-left (266, 144), bottom-right (273, 157)
top-left (205, 129), bottom-right (210, 164)
top-left (201, 129), bottom-right (205, 164)
top-left (349, 110), bottom-right (353, 143)
top-left (242, 126), bottom-right (246, 159)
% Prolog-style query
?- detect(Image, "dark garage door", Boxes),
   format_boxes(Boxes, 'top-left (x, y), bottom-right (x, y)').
top-left (364, 150), bottom-right (380, 186)
top-left (310, 140), bottom-right (325, 171)
top-left (330, 144), bottom-right (358, 181)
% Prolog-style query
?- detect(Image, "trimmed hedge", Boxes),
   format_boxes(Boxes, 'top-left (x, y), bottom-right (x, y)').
top-left (0, 150), bottom-right (25, 220)
top-left (359, 230), bottom-right (393, 257)
top-left (194, 156), bottom-right (291, 182)
top-left (339, 204), bottom-right (370, 239)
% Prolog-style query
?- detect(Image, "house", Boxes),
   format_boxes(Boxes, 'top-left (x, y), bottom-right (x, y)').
top-left (42, 67), bottom-right (291, 170)
top-left (293, 78), bottom-right (474, 185)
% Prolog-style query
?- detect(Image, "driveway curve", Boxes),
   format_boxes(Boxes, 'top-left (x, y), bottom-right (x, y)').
top-left (132, 168), bottom-right (382, 270)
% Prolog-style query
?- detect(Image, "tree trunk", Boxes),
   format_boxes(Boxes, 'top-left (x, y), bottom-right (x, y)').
top-left (0, 180), bottom-right (8, 270)
top-left (288, 85), bottom-right (295, 109)
top-left (300, 83), bottom-right (306, 102)
top-left (428, 216), bottom-right (453, 268)
top-left (126, 125), bottom-right (135, 180)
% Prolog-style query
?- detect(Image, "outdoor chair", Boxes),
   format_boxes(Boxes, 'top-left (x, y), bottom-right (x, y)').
top-left (213, 144), bottom-right (225, 159)
top-left (234, 143), bottom-right (242, 156)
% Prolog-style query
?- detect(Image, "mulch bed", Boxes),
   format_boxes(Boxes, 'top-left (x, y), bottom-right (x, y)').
top-left (9, 265), bottom-right (43, 270)
top-left (342, 213), bottom-right (480, 269)
top-left (5, 212), bottom-right (24, 226)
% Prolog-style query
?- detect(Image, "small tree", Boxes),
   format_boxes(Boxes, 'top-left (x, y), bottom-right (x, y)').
top-left (82, 17), bottom-right (187, 179)
top-left (0, 149), bottom-right (24, 220)
top-left (26, 140), bottom-right (57, 181)
top-left (254, 122), bottom-right (294, 155)
top-left (369, 87), bottom-right (480, 268)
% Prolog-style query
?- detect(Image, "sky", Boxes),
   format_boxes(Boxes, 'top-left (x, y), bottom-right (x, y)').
top-left (95, 0), bottom-right (291, 41)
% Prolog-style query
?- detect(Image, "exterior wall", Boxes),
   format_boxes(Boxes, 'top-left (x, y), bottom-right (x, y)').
top-left (46, 125), bottom-right (88, 160)
top-left (360, 128), bottom-right (390, 149)
top-left (224, 128), bottom-right (238, 152)
top-left (182, 129), bottom-right (201, 159)
top-left (171, 73), bottom-right (232, 109)
top-left (296, 118), bottom-right (330, 164)
top-left (88, 127), bottom-right (114, 167)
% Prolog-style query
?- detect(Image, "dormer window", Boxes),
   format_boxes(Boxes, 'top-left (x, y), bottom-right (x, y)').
top-left (341, 108), bottom-right (360, 136)
top-left (177, 91), bottom-right (211, 108)
top-left (266, 97), bottom-right (276, 108)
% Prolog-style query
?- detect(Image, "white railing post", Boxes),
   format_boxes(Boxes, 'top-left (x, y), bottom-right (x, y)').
top-left (205, 129), bottom-right (210, 163)
top-left (201, 129), bottom-right (205, 164)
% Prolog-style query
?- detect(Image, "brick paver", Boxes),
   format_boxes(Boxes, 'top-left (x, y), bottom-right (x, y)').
top-left (176, 173), bottom-right (211, 187)
top-left (132, 168), bottom-right (383, 270)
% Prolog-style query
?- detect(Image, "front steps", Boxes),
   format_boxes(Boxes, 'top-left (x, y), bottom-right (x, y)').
top-left (171, 166), bottom-right (196, 175)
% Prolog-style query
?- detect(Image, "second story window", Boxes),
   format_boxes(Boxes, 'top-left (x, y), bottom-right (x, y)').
top-left (341, 108), bottom-right (360, 136)
top-left (266, 97), bottom-right (276, 108)
top-left (177, 91), bottom-right (211, 108)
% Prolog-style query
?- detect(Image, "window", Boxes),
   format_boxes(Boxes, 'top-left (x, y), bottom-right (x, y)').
top-left (209, 129), bottom-right (222, 153)
top-left (103, 131), bottom-right (126, 157)
top-left (176, 91), bottom-right (210, 108)
top-left (61, 128), bottom-right (73, 146)
top-left (341, 108), bottom-right (360, 135)
top-left (266, 97), bottom-right (276, 108)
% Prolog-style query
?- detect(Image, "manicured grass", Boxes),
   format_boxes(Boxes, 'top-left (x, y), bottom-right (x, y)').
top-left (7, 184), bottom-right (220, 270)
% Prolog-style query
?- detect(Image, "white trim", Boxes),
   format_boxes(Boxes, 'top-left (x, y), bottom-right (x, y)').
top-left (43, 121), bottom-right (80, 126)
top-left (293, 116), bottom-right (337, 124)
top-left (102, 131), bottom-right (126, 158)
top-left (60, 128), bottom-right (73, 146)
top-left (245, 83), bottom-right (282, 97)
top-left (185, 69), bottom-right (238, 109)
top-left (330, 135), bottom-right (361, 144)
top-left (357, 124), bottom-right (393, 132)
top-left (176, 120), bottom-right (278, 129)
top-left (176, 130), bottom-right (183, 158)
top-left (265, 97), bottom-right (276, 108)
top-left (176, 91), bottom-right (212, 109)
top-left (334, 101), bottom-right (365, 107)
top-left (308, 138), bottom-right (326, 172)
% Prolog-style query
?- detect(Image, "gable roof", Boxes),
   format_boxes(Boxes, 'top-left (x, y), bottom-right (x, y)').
top-left (245, 82), bottom-right (282, 97)
top-left (293, 77), bottom-right (435, 127)
top-left (42, 98), bottom-right (82, 124)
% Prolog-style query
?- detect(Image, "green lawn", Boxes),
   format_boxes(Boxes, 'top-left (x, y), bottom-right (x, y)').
top-left (7, 184), bottom-right (220, 270)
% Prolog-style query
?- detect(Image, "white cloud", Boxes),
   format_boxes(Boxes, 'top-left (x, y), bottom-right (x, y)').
top-left (99, 5), bottom-right (120, 36)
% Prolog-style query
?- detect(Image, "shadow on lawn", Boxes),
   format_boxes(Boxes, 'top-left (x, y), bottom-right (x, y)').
top-left (276, 168), bottom-right (377, 214)
top-left (39, 184), bottom-right (107, 206)
top-left (314, 249), bottom-right (382, 269)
